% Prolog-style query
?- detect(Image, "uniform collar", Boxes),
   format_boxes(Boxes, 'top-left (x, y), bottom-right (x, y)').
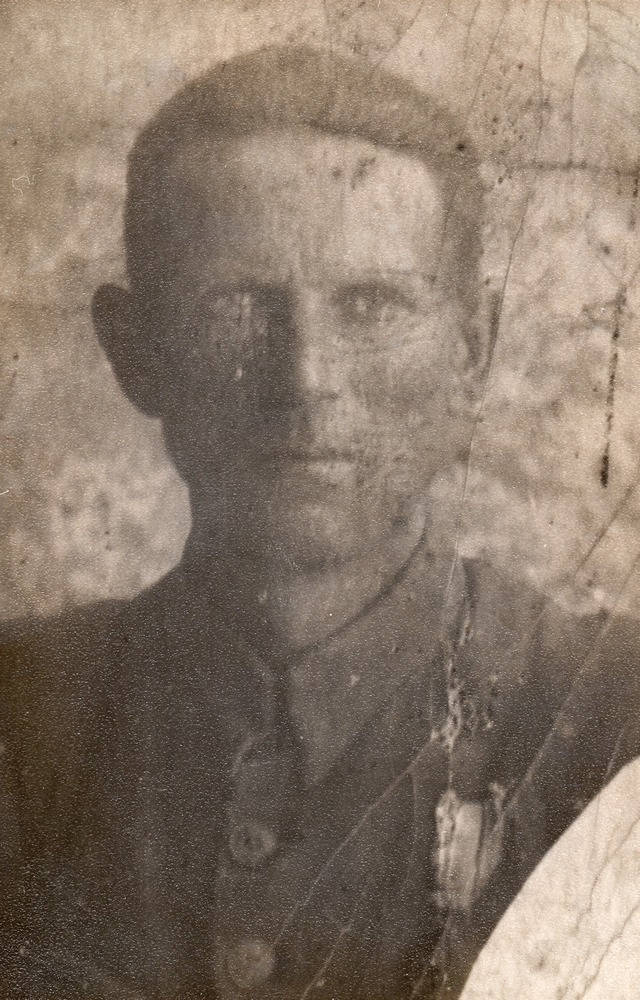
top-left (170, 533), bottom-right (467, 785)
top-left (287, 542), bottom-right (465, 783)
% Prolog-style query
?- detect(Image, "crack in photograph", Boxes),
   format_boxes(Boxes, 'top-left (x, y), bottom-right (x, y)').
top-left (1, 2), bottom-right (640, 998)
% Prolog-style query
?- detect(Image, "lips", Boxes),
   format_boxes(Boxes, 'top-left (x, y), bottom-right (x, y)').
top-left (269, 449), bottom-right (358, 463)
top-left (252, 440), bottom-right (362, 466)
top-left (255, 449), bottom-right (362, 490)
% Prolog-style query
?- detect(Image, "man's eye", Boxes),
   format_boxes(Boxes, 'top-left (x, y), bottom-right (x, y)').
top-left (205, 290), bottom-right (288, 331)
top-left (335, 285), bottom-right (415, 327)
top-left (209, 292), bottom-right (255, 327)
top-left (198, 291), bottom-right (271, 341)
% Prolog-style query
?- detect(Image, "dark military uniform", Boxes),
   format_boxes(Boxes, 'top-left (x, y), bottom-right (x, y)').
top-left (1, 544), bottom-right (639, 999)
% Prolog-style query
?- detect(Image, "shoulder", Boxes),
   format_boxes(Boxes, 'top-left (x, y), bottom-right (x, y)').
top-left (460, 557), bottom-right (615, 680)
top-left (0, 599), bottom-right (133, 791)
top-left (0, 598), bottom-right (127, 665)
top-left (432, 559), bottom-right (640, 807)
top-left (0, 563), bottom-right (192, 683)
top-left (0, 570), bottom-right (202, 837)
top-left (0, 594), bottom-right (147, 714)
top-left (0, 567), bottom-right (192, 749)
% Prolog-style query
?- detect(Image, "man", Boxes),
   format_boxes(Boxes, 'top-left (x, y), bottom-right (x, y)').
top-left (1, 45), bottom-right (639, 1000)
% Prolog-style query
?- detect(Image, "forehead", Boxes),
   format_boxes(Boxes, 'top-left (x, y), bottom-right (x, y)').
top-left (159, 130), bottom-right (446, 288)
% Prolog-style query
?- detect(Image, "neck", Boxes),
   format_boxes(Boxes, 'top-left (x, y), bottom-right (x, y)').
top-left (183, 499), bottom-right (459, 661)
top-left (256, 518), bottom-right (428, 654)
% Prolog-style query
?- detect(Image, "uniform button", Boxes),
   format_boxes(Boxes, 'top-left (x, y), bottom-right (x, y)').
top-left (229, 821), bottom-right (277, 867)
top-left (226, 938), bottom-right (275, 989)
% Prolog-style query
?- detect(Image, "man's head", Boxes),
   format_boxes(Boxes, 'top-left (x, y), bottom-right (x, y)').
top-left (93, 46), bottom-right (486, 651)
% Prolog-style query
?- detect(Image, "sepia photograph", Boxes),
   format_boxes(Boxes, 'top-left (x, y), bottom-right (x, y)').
top-left (1, 2), bottom-right (640, 997)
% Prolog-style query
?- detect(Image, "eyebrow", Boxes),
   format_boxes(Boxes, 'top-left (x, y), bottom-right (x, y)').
top-left (332, 270), bottom-right (435, 292)
top-left (196, 269), bottom-right (435, 299)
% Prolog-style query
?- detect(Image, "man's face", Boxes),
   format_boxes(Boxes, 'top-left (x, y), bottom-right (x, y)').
top-left (153, 130), bottom-right (473, 604)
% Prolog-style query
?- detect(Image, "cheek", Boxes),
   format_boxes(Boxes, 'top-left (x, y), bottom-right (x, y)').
top-left (357, 346), bottom-right (457, 426)
top-left (351, 341), bottom-right (473, 479)
top-left (165, 344), bottom-right (259, 439)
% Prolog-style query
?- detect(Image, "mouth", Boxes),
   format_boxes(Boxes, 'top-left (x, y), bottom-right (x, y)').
top-left (261, 448), bottom-right (360, 465)
top-left (256, 449), bottom-right (362, 489)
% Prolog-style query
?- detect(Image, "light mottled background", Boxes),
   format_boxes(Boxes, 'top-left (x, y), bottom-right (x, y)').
top-left (2, 0), bottom-right (640, 995)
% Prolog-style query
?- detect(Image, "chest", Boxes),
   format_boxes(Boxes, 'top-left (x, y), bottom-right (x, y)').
top-left (4, 586), bottom-right (588, 1000)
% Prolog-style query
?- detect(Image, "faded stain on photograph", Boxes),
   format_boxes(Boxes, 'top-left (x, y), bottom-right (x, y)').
top-left (1, 2), bottom-right (640, 998)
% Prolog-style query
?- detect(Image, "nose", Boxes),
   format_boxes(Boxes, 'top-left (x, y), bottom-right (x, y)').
top-left (261, 284), bottom-right (342, 414)
top-left (292, 286), bottom-right (343, 404)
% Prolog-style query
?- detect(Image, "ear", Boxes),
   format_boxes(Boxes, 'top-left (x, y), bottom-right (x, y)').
top-left (91, 284), bottom-right (163, 418)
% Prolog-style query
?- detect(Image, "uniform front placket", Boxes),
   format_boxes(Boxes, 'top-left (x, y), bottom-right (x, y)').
top-left (214, 665), bottom-right (305, 996)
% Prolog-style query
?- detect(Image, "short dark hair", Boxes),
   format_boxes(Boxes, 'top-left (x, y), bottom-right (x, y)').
top-left (125, 45), bottom-right (484, 327)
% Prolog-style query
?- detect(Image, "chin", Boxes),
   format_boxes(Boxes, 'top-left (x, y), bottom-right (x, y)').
top-left (264, 501), bottom-right (424, 576)
top-left (261, 506), bottom-right (361, 575)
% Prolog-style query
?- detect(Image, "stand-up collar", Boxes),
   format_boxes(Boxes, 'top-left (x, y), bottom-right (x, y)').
top-left (287, 543), bottom-right (465, 783)
top-left (170, 535), bottom-right (466, 785)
